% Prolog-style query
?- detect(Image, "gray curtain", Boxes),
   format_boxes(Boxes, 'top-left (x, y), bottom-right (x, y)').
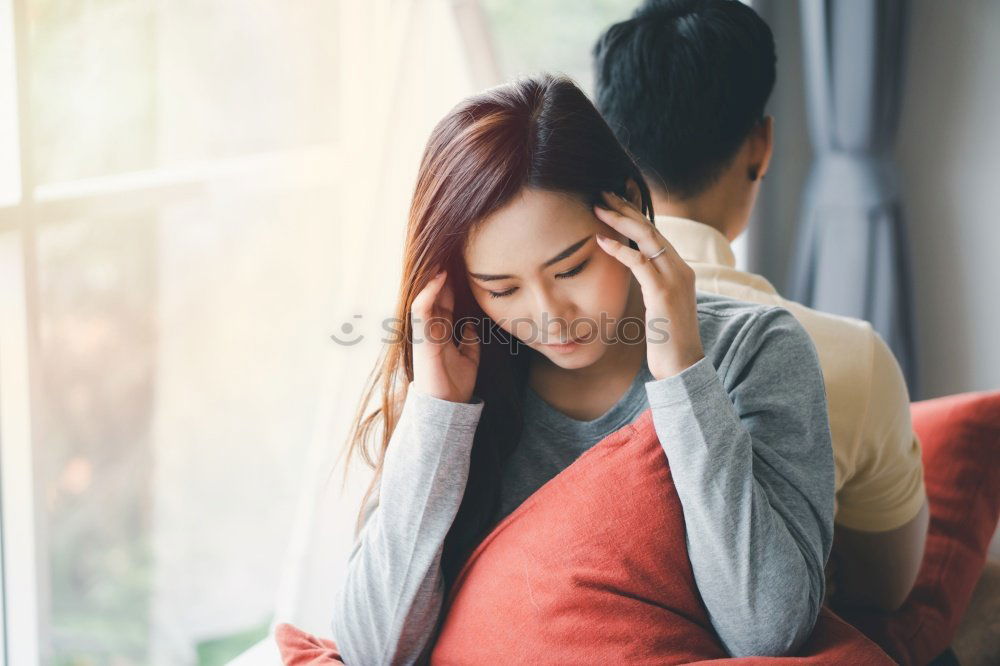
top-left (788, 0), bottom-right (919, 397)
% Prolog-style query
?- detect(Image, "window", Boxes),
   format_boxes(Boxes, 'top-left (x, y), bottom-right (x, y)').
top-left (2, 2), bottom-right (343, 664)
top-left (479, 0), bottom-right (637, 98)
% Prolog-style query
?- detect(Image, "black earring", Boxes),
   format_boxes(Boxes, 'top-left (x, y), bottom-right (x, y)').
top-left (748, 166), bottom-right (758, 181)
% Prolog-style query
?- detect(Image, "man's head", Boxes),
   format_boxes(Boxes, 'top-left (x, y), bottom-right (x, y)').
top-left (592, 0), bottom-right (776, 236)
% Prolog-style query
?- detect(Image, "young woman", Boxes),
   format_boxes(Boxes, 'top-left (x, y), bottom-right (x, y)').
top-left (332, 73), bottom-right (834, 664)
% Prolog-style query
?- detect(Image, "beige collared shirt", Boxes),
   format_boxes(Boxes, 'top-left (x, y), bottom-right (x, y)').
top-left (656, 215), bottom-right (926, 531)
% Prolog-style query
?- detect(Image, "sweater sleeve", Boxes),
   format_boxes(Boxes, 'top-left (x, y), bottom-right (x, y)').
top-left (331, 382), bottom-right (485, 666)
top-left (644, 306), bottom-right (835, 658)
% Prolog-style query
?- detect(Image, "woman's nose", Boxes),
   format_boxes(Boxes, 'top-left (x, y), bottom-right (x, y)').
top-left (533, 287), bottom-right (574, 341)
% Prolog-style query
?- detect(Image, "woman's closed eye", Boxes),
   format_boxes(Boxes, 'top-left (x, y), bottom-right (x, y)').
top-left (488, 259), bottom-right (590, 299)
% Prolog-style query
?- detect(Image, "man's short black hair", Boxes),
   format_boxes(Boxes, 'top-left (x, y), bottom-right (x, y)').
top-left (592, 0), bottom-right (776, 198)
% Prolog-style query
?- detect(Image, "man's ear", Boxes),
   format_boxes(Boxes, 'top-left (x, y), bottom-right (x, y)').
top-left (749, 115), bottom-right (774, 181)
top-left (624, 177), bottom-right (643, 208)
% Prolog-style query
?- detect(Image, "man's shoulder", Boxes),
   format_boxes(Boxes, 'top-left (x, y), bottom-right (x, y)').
top-left (769, 291), bottom-right (875, 346)
top-left (696, 273), bottom-right (911, 437)
top-left (695, 272), bottom-right (877, 351)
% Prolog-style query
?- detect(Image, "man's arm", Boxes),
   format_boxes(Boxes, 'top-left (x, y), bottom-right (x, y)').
top-left (829, 498), bottom-right (929, 611)
top-left (830, 331), bottom-right (929, 611)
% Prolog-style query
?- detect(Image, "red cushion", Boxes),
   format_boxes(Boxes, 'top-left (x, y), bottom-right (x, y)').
top-left (430, 408), bottom-right (892, 665)
top-left (837, 390), bottom-right (1000, 666)
top-left (274, 622), bottom-right (344, 665)
top-left (273, 610), bottom-right (886, 666)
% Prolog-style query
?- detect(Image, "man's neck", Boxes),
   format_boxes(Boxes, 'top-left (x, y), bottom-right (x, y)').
top-left (648, 188), bottom-right (741, 242)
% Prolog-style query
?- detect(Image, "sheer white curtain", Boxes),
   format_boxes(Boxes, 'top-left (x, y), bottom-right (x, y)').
top-left (232, 1), bottom-right (484, 661)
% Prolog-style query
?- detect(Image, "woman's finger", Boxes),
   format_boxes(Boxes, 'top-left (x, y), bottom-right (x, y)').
top-left (437, 268), bottom-right (455, 313)
top-left (411, 270), bottom-right (453, 348)
top-left (411, 269), bottom-right (447, 320)
top-left (595, 233), bottom-right (664, 299)
top-left (594, 191), bottom-right (684, 268)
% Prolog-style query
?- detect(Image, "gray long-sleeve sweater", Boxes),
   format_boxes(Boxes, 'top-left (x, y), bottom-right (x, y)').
top-left (331, 291), bottom-right (835, 665)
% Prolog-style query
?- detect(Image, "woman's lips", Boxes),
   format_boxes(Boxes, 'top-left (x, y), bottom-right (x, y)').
top-left (544, 337), bottom-right (581, 352)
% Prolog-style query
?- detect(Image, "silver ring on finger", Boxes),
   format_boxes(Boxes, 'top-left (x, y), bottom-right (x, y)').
top-left (645, 245), bottom-right (668, 260)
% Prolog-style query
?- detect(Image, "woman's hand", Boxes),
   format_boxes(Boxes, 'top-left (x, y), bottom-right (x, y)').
top-left (593, 190), bottom-right (705, 380)
top-left (409, 268), bottom-right (481, 403)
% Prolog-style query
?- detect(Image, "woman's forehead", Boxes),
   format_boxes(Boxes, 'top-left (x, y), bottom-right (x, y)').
top-left (464, 188), bottom-right (594, 268)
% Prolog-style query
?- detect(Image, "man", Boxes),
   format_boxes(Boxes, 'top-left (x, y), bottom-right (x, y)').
top-left (592, 0), bottom-right (929, 613)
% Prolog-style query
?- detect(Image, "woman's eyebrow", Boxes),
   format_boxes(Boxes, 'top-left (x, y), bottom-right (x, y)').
top-left (468, 234), bottom-right (592, 282)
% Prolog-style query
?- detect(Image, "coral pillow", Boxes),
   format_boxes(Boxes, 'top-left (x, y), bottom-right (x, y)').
top-left (274, 622), bottom-right (344, 665)
top-left (277, 407), bottom-right (892, 664)
top-left (274, 611), bottom-right (884, 666)
top-left (837, 390), bottom-right (1000, 666)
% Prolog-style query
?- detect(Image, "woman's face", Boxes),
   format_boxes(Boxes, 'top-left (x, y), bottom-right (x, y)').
top-left (463, 186), bottom-right (636, 370)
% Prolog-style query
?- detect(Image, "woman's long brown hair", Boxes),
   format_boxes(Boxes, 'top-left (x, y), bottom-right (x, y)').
top-left (336, 72), bottom-right (655, 593)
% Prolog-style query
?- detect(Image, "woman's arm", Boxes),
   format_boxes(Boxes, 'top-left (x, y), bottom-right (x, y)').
top-left (644, 306), bottom-right (835, 658)
top-left (331, 381), bottom-right (485, 665)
